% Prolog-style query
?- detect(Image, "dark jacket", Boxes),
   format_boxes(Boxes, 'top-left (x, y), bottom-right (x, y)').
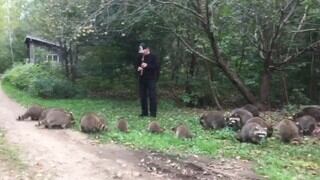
top-left (136, 53), bottom-right (159, 81)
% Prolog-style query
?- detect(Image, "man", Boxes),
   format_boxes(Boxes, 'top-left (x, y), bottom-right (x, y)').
top-left (136, 43), bottom-right (159, 117)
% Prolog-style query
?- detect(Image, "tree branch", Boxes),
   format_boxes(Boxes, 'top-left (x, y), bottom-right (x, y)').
top-left (275, 40), bottom-right (320, 67)
top-left (291, 28), bottom-right (320, 33)
top-left (156, 28), bottom-right (213, 64)
top-left (247, 31), bottom-right (267, 60)
top-left (154, 0), bottom-right (206, 24)
top-left (173, 31), bottom-right (214, 64)
top-left (146, 5), bottom-right (214, 64)
top-left (286, 5), bottom-right (309, 57)
top-left (269, 0), bottom-right (297, 51)
top-left (282, 0), bottom-right (297, 25)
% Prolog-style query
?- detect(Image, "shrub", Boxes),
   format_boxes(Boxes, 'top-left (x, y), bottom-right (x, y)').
top-left (3, 63), bottom-right (80, 98)
top-left (289, 88), bottom-right (312, 105)
top-left (76, 76), bottom-right (109, 92)
top-left (3, 64), bottom-right (49, 90)
top-left (28, 77), bottom-right (77, 98)
top-left (0, 58), bottom-right (12, 74)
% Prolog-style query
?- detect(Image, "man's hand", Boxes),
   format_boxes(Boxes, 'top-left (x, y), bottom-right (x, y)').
top-left (141, 63), bottom-right (148, 68)
top-left (137, 67), bottom-right (143, 72)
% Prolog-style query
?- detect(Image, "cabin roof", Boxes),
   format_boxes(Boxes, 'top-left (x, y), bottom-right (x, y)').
top-left (25, 35), bottom-right (61, 48)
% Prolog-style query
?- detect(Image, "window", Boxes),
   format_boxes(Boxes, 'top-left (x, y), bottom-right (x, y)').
top-left (46, 54), bottom-right (60, 63)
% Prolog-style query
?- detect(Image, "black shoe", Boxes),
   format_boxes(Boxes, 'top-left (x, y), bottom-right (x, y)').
top-left (150, 114), bottom-right (156, 118)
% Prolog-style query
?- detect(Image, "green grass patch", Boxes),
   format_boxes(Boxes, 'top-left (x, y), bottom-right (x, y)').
top-left (2, 81), bottom-right (320, 179)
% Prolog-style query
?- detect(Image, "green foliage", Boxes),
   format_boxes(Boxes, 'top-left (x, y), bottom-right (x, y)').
top-left (283, 104), bottom-right (300, 115)
top-left (2, 83), bottom-right (320, 180)
top-left (0, 0), bottom-right (30, 72)
top-left (289, 88), bottom-right (312, 105)
top-left (3, 64), bottom-right (79, 98)
top-left (0, 58), bottom-right (12, 74)
top-left (180, 92), bottom-right (200, 106)
top-left (3, 64), bottom-right (49, 89)
top-left (72, 42), bottom-right (140, 97)
top-left (28, 77), bottom-right (77, 98)
top-left (1, 0), bottom-right (320, 105)
top-left (76, 76), bottom-right (108, 92)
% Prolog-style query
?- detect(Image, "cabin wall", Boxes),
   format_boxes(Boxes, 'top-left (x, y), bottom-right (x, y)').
top-left (26, 41), bottom-right (63, 64)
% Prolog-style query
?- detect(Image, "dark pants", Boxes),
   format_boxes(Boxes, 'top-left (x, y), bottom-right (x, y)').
top-left (139, 79), bottom-right (157, 117)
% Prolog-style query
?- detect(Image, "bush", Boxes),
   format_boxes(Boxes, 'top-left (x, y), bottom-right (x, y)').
top-left (289, 88), bottom-right (312, 105)
top-left (76, 76), bottom-right (110, 92)
top-left (0, 58), bottom-right (12, 74)
top-left (3, 64), bottom-right (49, 89)
top-left (3, 63), bottom-right (80, 98)
top-left (28, 77), bottom-right (77, 98)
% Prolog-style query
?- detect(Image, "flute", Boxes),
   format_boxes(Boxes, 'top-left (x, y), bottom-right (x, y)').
top-left (140, 55), bottom-right (144, 76)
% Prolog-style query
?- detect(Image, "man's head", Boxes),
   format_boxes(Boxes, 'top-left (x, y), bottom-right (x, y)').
top-left (139, 43), bottom-right (150, 55)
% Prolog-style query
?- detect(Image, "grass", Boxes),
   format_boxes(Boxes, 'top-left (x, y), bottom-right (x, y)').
top-left (2, 81), bottom-right (320, 180)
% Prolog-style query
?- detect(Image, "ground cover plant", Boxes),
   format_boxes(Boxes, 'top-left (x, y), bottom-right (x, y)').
top-left (2, 81), bottom-right (319, 180)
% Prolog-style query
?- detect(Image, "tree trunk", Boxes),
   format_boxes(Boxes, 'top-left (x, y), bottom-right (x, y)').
top-left (205, 61), bottom-right (222, 110)
top-left (195, 0), bottom-right (257, 104)
top-left (69, 47), bottom-right (74, 82)
top-left (309, 52), bottom-right (315, 100)
top-left (171, 40), bottom-right (180, 82)
top-left (259, 68), bottom-right (272, 109)
top-left (236, 39), bottom-right (246, 73)
top-left (70, 43), bottom-right (78, 82)
top-left (317, 55), bottom-right (320, 103)
top-left (281, 73), bottom-right (289, 105)
top-left (59, 40), bottom-right (69, 79)
top-left (74, 45), bottom-right (79, 80)
top-left (189, 53), bottom-right (196, 77)
top-left (185, 53), bottom-right (196, 94)
top-left (62, 48), bottom-right (69, 78)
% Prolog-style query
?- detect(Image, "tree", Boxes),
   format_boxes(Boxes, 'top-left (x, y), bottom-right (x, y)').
top-left (100, 0), bottom-right (320, 108)
top-left (2, 0), bottom-right (320, 107)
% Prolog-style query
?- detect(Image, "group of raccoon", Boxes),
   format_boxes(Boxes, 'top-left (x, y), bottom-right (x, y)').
top-left (199, 104), bottom-right (320, 144)
top-left (17, 106), bottom-right (75, 128)
top-left (17, 104), bottom-right (320, 144)
top-left (16, 105), bottom-right (163, 134)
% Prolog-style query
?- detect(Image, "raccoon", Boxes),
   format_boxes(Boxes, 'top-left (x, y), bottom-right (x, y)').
top-left (278, 119), bottom-right (301, 144)
top-left (241, 104), bottom-right (259, 117)
top-left (295, 115), bottom-right (317, 136)
top-left (37, 108), bottom-right (74, 129)
top-left (80, 113), bottom-right (107, 133)
top-left (294, 107), bottom-right (320, 122)
top-left (148, 121), bottom-right (164, 134)
top-left (312, 127), bottom-right (320, 138)
top-left (117, 118), bottom-right (128, 133)
top-left (226, 108), bottom-right (253, 130)
top-left (172, 124), bottom-right (193, 139)
top-left (199, 111), bottom-right (226, 130)
top-left (17, 105), bottom-right (44, 121)
top-left (246, 117), bottom-right (273, 137)
top-left (236, 122), bottom-right (268, 144)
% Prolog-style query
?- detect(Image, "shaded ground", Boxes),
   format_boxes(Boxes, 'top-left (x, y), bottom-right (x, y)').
top-left (0, 84), bottom-right (260, 180)
top-left (0, 162), bottom-right (34, 180)
top-left (138, 151), bottom-right (262, 180)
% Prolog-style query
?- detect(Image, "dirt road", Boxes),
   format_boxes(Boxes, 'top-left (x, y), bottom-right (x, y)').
top-left (0, 85), bottom-right (165, 180)
top-left (0, 84), bottom-right (261, 180)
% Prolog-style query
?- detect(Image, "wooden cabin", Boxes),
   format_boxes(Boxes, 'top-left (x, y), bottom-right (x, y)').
top-left (24, 35), bottom-right (63, 64)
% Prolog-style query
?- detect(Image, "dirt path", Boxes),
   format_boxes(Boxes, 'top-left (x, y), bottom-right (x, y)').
top-left (0, 84), bottom-right (262, 180)
top-left (0, 85), bottom-right (165, 180)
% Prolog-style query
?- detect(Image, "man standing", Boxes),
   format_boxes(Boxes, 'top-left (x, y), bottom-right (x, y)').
top-left (136, 43), bottom-right (159, 117)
